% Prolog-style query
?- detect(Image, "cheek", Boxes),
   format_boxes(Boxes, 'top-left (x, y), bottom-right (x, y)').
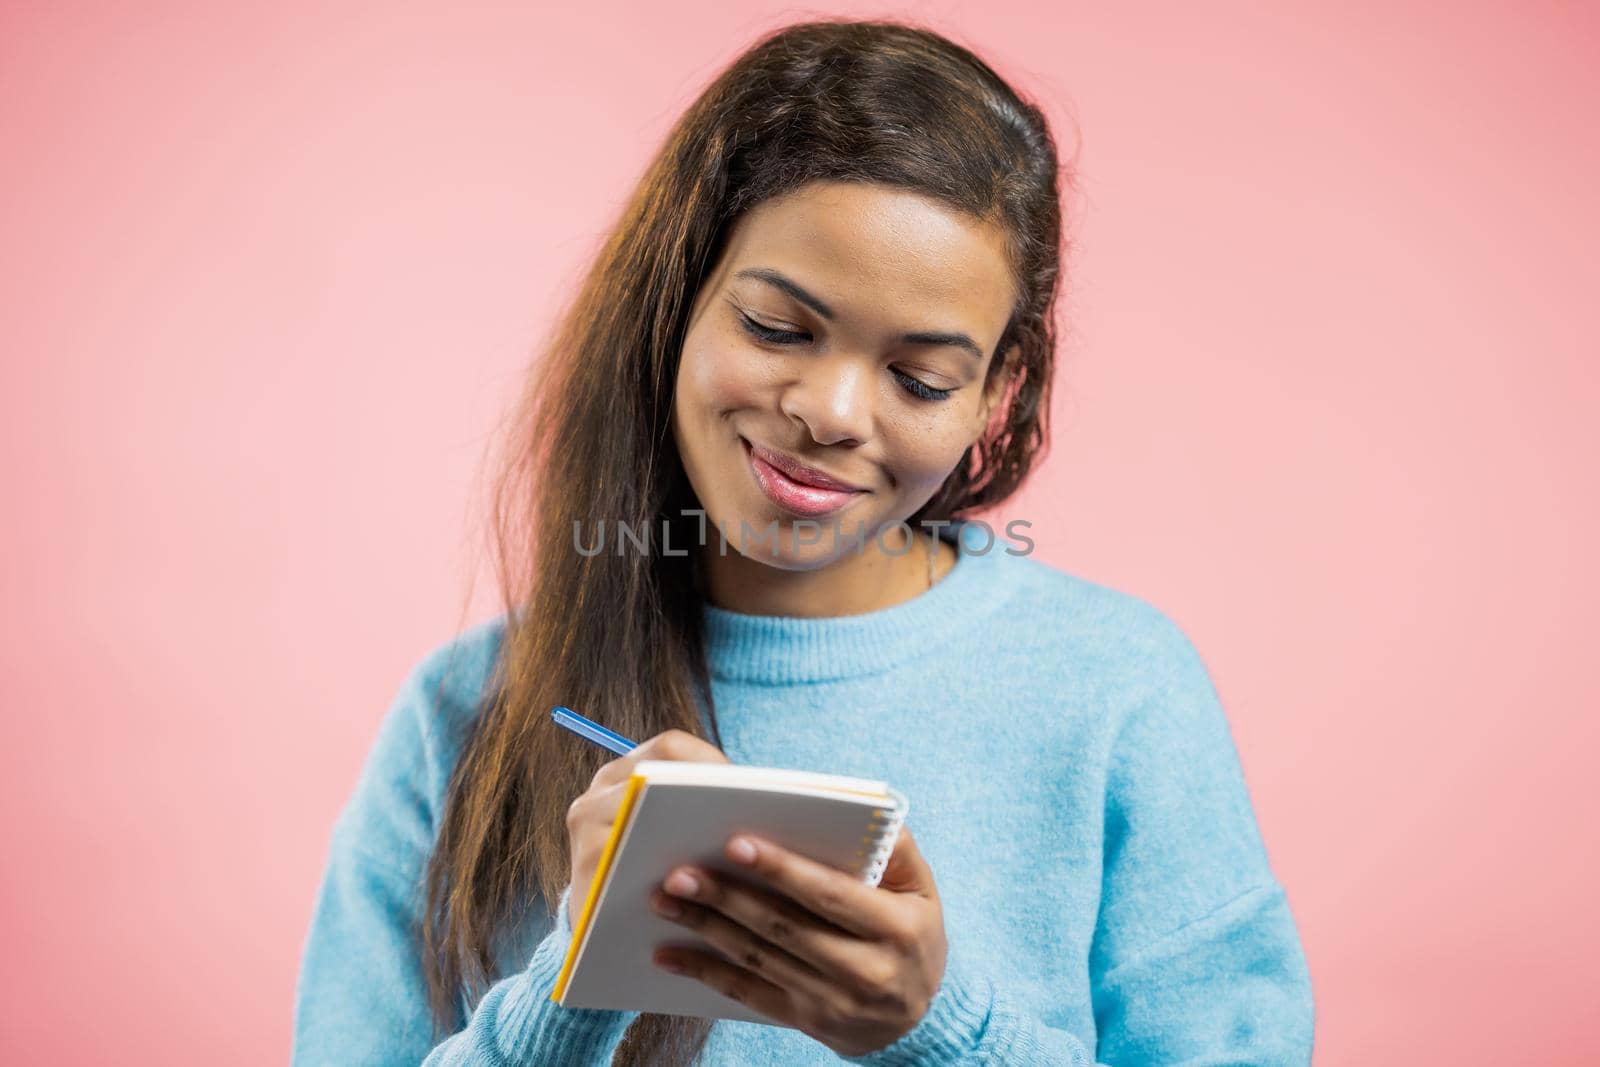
top-left (679, 334), bottom-right (767, 416)
top-left (673, 335), bottom-right (768, 498)
top-left (883, 409), bottom-right (981, 493)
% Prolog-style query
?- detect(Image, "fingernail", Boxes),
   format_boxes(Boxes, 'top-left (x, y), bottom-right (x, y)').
top-left (652, 892), bottom-right (683, 919)
top-left (657, 957), bottom-right (685, 974)
top-left (728, 836), bottom-right (757, 865)
top-left (665, 870), bottom-right (700, 897)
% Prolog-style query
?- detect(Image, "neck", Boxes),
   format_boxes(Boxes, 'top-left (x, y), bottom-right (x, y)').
top-left (695, 523), bottom-right (948, 618)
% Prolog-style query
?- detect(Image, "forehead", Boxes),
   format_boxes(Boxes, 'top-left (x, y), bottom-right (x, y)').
top-left (716, 181), bottom-right (1017, 344)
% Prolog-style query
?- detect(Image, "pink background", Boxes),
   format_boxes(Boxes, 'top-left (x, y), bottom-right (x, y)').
top-left (3, 3), bottom-right (1595, 1064)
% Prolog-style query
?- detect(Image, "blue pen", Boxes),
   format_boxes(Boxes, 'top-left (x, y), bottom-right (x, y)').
top-left (550, 706), bottom-right (638, 757)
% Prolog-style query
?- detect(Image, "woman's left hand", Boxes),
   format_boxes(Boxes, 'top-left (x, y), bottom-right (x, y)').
top-left (649, 823), bottom-right (946, 1058)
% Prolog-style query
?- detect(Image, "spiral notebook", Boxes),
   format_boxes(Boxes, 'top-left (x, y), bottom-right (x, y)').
top-left (550, 759), bottom-right (909, 1023)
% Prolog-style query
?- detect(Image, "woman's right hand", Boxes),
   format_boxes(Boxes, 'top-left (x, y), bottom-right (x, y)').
top-left (565, 728), bottom-right (731, 918)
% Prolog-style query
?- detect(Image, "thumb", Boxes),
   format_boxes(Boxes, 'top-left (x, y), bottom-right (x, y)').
top-left (876, 823), bottom-right (936, 897)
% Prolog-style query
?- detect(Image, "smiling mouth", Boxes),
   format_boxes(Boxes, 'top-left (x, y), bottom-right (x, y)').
top-left (741, 437), bottom-right (868, 519)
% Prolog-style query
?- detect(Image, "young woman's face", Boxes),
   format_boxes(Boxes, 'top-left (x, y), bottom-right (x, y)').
top-left (671, 179), bottom-right (1018, 571)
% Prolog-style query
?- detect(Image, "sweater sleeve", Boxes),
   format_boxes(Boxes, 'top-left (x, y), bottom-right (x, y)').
top-left (842, 613), bottom-right (1315, 1066)
top-left (417, 886), bottom-right (638, 1065)
top-left (292, 837), bottom-right (637, 1065)
top-left (291, 642), bottom-right (639, 1065)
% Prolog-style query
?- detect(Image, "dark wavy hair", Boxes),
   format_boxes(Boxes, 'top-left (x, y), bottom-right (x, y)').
top-left (422, 16), bottom-right (1071, 1065)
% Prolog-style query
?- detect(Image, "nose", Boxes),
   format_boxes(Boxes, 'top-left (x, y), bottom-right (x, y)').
top-left (780, 353), bottom-right (874, 447)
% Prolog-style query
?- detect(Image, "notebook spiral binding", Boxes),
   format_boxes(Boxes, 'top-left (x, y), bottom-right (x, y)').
top-left (859, 788), bottom-right (910, 888)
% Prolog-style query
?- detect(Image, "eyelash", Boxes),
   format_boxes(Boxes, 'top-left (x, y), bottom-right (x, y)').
top-left (736, 312), bottom-right (955, 402)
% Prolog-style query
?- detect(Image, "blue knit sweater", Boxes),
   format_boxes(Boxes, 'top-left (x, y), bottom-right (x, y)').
top-left (292, 523), bottom-right (1314, 1064)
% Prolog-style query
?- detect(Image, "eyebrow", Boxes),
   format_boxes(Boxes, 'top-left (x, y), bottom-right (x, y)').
top-left (734, 266), bottom-right (986, 361)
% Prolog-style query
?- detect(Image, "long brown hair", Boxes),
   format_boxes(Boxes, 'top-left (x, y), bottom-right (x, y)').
top-left (422, 17), bottom-right (1071, 1064)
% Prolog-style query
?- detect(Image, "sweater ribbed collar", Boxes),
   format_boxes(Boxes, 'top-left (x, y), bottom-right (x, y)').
top-left (701, 520), bottom-right (1020, 685)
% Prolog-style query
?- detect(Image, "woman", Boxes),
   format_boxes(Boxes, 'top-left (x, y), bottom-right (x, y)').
top-left (292, 18), bottom-right (1314, 1066)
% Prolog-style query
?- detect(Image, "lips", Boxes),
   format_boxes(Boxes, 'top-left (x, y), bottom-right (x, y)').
top-left (742, 438), bottom-right (868, 518)
top-left (745, 440), bottom-right (866, 492)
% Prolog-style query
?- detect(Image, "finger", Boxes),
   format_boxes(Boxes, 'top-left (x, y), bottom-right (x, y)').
top-left (720, 835), bottom-right (899, 939)
top-left (589, 756), bottom-right (635, 788)
top-left (634, 728), bottom-right (730, 764)
top-left (649, 888), bottom-right (835, 1001)
top-left (652, 945), bottom-right (792, 1025)
top-left (661, 866), bottom-right (868, 980)
top-left (591, 728), bottom-right (726, 788)
top-left (566, 779), bottom-right (633, 827)
top-left (876, 823), bottom-right (936, 897)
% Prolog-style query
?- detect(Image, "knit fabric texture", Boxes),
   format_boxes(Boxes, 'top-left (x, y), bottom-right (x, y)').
top-left (292, 522), bottom-right (1315, 1064)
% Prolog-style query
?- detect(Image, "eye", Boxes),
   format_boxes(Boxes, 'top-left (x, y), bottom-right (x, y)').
top-left (892, 370), bottom-right (954, 402)
top-left (737, 311), bottom-right (809, 346)
top-left (738, 309), bottom-right (953, 402)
